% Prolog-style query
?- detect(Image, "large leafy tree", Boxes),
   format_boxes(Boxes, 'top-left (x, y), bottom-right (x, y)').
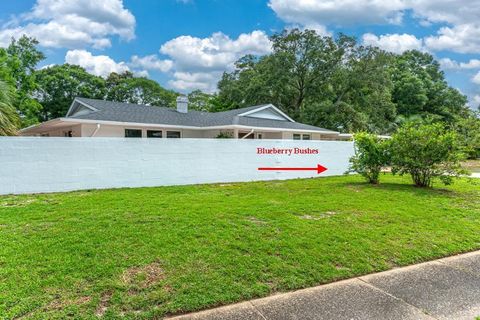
top-left (302, 38), bottom-right (396, 133)
top-left (1, 36), bottom-right (45, 126)
top-left (219, 30), bottom-right (396, 133)
top-left (390, 50), bottom-right (468, 122)
top-left (218, 29), bottom-right (343, 118)
top-left (105, 72), bottom-right (178, 108)
top-left (35, 64), bottom-right (106, 120)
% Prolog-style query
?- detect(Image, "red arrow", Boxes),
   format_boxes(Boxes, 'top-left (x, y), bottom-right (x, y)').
top-left (258, 164), bottom-right (328, 174)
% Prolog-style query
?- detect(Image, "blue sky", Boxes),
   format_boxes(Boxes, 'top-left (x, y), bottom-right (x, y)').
top-left (0, 0), bottom-right (479, 109)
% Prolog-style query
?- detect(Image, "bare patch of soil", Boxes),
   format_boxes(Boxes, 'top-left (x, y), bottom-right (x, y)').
top-left (95, 291), bottom-right (113, 317)
top-left (121, 262), bottom-right (165, 289)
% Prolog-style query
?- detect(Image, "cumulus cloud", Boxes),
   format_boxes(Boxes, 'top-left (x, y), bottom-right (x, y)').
top-left (362, 33), bottom-right (424, 54)
top-left (65, 50), bottom-right (129, 77)
top-left (268, 0), bottom-right (480, 54)
top-left (460, 59), bottom-right (480, 69)
top-left (158, 30), bottom-right (272, 92)
top-left (0, 0), bottom-right (135, 48)
top-left (130, 55), bottom-right (173, 73)
top-left (425, 24), bottom-right (480, 54)
top-left (439, 58), bottom-right (480, 70)
top-left (269, 0), bottom-right (406, 27)
top-left (472, 71), bottom-right (480, 85)
top-left (473, 95), bottom-right (480, 106)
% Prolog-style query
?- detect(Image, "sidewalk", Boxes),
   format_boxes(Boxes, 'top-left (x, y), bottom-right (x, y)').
top-left (168, 250), bottom-right (480, 320)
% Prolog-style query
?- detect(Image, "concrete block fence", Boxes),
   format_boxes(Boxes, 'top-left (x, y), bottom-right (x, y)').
top-left (0, 137), bottom-right (354, 195)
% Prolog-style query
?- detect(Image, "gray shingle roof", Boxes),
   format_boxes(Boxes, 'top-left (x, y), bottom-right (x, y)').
top-left (70, 97), bottom-right (336, 133)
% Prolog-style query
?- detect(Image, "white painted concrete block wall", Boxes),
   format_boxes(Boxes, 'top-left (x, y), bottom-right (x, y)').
top-left (0, 137), bottom-right (354, 195)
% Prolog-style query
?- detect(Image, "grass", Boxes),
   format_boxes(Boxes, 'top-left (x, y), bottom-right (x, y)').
top-left (1, 174), bottom-right (479, 319)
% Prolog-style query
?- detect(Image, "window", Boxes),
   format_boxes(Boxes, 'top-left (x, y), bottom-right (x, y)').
top-left (125, 129), bottom-right (142, 138)
top-left (166, 131), bottom-right (181, 138)
top-left (64, 130), bottom-right (73, 137)
top-left (257, 133), bottom-right (263, 139)
top-left (293, 133), bottom-right (311, 140)
top-left (147, 130), bottom-right (162, 138)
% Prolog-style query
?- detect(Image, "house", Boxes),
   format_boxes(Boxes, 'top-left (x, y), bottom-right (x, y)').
top-left (20, 97), bottom-right (345, 140)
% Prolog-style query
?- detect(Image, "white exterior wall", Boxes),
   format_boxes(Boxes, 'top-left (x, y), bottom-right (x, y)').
top-left (0, 137), bottom-right (354, 195)
top-left (81, 124), bottom-right (197, 138)
top-left (36, 124), bottom-right (82, 137)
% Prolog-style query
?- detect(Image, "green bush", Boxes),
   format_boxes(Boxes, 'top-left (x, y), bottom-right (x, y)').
top-left (348, 132), bottom-right (390, 184)
top-left (389, 123), bottom-right (466, 187)
top-left (216, 131), bottom-right (233, 138)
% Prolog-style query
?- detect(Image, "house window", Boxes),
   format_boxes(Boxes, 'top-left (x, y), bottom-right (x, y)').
top-left (257, 133), bottom-right (263, 139)
top-left (64, 130), bottom-right (73, 137)
top-left (147, 130), bottom-right (162, 138)
top-left (166, 131), bottom-right (181, 138)
top-left (293, 134), bottom-right (301, 140)
top-left (302, 134), bottom-right (311, 140)
top-left (125, 129), bottom-right (142, 138)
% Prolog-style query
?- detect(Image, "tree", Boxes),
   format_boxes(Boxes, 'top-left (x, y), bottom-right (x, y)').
top-left (3, 36), bottom-right (45, 126)
top-left (348, 132), bottom-right (390, 184)
top-left (453, 111), bottom-right (480, 159)
top-left (105, 72), bottom-right (178, 108)
top-left (218, 30), bottom-right (397, 133)
top-left (35, 64), bottom-right (106, 120)
top-left (302, 40), bottom-right (396, 133)
top-left (187, 90), bottom-right (222, 112)
top-left (390, 50), bottom-right (468, 122)
top-left (389, 123), bottom-right (466, 187)
top-left (0, 77), bottom-right (19, 135)
top-left (218, 30), bottom-right (344, 117)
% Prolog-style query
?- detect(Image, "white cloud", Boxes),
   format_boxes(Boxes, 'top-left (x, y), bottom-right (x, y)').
top-left (159, 30), bottom-right (272, 92)
top-left (439, 58), bottom-right (480, 70)
top-left (439, 58), bottom-right (459, 70)
top-left (268, 0), bottom-right (406, 27)
top-left (130, 55), bottom-right (173, 73)
top-left (460, 59), bottom-right (480, 69)
top-left (362, 33), bottom-right (424, 54)
top-left (65, 50), bottom-right (129, 77)
top-left (268, 0), bottom-right (480, 54)
top-left (425, 24), bottom-right (480, 54)
top-left (473, 95), bottom-right (480, 106)
top-left (168, 72), bottom-right (220, 92)
top-left (0, 0), bottom-right (135, 48)
top-left (472, 71), bottom-right (480, 85)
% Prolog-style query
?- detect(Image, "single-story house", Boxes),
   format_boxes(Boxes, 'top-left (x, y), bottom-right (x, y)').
top-left (20, 97), bottom-right (347, 140)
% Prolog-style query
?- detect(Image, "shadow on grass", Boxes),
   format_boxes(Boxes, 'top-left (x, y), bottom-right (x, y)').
top-left (337, 180), bottom-right (456, 197)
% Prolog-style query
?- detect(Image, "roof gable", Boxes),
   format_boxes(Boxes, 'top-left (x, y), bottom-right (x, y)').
top-left (66, 99), bottom-right (98, 117)
top-left (238, 104), bottom-right (294, 122)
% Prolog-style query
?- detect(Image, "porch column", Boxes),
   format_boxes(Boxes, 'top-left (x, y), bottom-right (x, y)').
top-left (233, 128), bottom-right (239, 139)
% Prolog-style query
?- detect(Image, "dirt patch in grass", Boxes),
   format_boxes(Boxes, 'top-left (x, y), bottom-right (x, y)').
top-left (95, 291), bottom-right (113, 317)
top-left (122, 262), bottom-right (165, 289)
top-left (44, 296), bottom-right (91, 311)
top-left (298, 211), bottom-right (339, 220)
top-left (1, 198), bottom-right (37, 207)
top-left (246, 216), bottom-right (268, 225)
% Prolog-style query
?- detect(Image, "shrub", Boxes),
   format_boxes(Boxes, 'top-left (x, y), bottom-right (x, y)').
top-left (348, 132), bottom-right (390, 184)
top-left (216, 131), bottom-right (233, 138)
top-left (389, 123), bottom-right (466, 187)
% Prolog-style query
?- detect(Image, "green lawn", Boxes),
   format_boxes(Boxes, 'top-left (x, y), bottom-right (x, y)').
top-left (1, 175), bottom-right (479, 319)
